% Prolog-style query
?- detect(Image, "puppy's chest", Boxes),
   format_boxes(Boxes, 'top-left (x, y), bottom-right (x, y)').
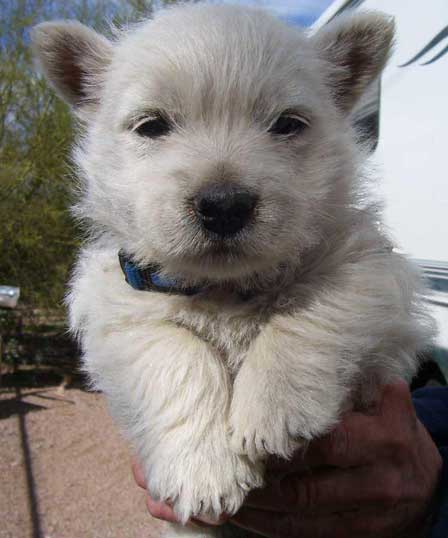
top-left (168, 295), bottom-right (269, 370)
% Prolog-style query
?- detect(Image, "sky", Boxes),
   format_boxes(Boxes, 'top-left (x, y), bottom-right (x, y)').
top-left (220, 0), bottom-right (334, 26)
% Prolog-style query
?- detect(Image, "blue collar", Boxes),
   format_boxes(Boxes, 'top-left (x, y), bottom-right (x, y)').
top-left (118, 251), bottom-right (200, 296)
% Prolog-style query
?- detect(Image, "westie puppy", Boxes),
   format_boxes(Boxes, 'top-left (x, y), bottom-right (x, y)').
top-left (32, 4), bottom-right (434, 537)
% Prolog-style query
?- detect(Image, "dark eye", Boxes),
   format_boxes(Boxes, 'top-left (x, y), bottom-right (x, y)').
top-left (134, 115), bottom-right (171, 138)
top-left (269, 113), bottom-right (309, 137)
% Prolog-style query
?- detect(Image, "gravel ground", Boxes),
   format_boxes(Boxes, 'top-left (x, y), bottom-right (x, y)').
top-left (0, 374), bottom-right (167, 538)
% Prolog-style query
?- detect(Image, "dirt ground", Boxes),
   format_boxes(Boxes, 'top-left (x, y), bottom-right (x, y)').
top-left (0, 372), bottom-right (167, 538)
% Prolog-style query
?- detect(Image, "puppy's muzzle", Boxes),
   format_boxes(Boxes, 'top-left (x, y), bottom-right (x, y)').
top-left (194, 182), bottom-right (258, 238)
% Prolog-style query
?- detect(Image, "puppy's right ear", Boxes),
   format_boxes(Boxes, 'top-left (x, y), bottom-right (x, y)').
top-left (312, 12), bottom-right (394, 113)
top-left (31, 21), bottom-right (112, 114)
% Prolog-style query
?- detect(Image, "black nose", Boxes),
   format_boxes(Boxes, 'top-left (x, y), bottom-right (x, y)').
top-left (194, 183), bottom-right (258, 237)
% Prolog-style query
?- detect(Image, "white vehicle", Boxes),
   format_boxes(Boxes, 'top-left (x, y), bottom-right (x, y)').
top-left (315, 0), bottom-right (448, 379)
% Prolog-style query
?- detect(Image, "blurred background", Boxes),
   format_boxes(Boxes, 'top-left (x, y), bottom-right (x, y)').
top-left (1, 0), bottom-right (446, 537)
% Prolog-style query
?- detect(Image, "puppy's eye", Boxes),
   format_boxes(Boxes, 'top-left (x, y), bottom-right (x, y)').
top-left (134, 115), bottom-right (171, 138)
top-left (269, 113), bottom-right (309, 137)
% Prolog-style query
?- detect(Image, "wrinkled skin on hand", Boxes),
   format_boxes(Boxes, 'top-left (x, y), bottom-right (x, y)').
top-left (133, 381), bottom-right (442, 538)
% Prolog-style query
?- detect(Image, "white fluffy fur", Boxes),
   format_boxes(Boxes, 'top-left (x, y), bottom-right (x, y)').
top-left (32, 4), bottom-right (434, 537)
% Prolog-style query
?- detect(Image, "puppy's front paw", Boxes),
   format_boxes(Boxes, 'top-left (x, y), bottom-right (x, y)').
top-left (147, 443), bottom-right (263, 524)
top-left (230, 364), bottom-right (339, 461)
top-left (229, 391), bottom-right (303, 461)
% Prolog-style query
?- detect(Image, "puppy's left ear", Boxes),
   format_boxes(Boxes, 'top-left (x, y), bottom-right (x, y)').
top-left (31, 21), bottom-right (113, 117)
top-left (312, 12), bottom-right (395, 113)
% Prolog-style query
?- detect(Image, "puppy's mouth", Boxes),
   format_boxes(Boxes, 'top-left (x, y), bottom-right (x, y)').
top-left (169, 232), bottom-right (271, 282)
top-left (203, 236), bottom-right (246, 254)
top-left (183, 237), bottom-right (248, 267)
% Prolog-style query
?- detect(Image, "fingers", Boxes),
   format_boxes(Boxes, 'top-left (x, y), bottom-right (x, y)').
top-left (131, 458), bottom-right (180, 523)
top-left (146, 495), bottom-right (180, 523)
top-left (305, 412), bottom-right (388, 468)
top-left (231, 506), bottom-right (334, 538)
top-left (245, 464), bottom-right (401, 515)
top-left (231, 504), bottom-right (413, 538)
top-left (265, 412), bottom-right (380, 473)
top-left (231, 507), bottom-right (292, 538)
top-left (245, 381), bottom-right (417, 518)
top-left (131, 457), bottom-right (146, 489)
top-left (267, 380), bottom-right (415, 472)
top-left (308, 380), bottom-right (415, 468)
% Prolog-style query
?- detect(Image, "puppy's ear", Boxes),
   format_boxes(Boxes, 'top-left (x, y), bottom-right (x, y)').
top-left (312, 12), bottom-right (395, 113)
top-left (31, 21), bottom-right (112, 113)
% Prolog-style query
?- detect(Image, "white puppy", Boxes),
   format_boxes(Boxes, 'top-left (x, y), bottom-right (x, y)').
top-left (32, 4), bottom-right (434, 537)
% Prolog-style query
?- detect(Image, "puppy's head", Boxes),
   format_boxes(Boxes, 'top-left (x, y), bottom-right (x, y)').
top-left (32, 5), bottom-right (394, 283)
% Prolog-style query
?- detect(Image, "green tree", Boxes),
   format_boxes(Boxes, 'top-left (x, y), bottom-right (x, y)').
top-left (0, 0), bottom-right (194, 308)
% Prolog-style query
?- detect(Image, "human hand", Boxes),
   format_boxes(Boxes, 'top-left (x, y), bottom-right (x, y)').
top-left (133, 381), bottom-right (442, 537)
top-left (231, 380), bottom-right (442, 537)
